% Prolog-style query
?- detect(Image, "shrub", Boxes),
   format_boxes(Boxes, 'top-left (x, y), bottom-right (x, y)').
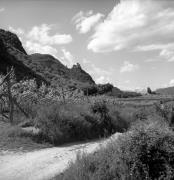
top-left (33, 101), bottom-right (129, 145)
top-left (56, 120), bottom-right (174, 180)
top-left (97, 83), bottom-right (113, 95)
top-left (132, 108), bottom-right (148, 121)
top-left (81, 85), bottom-right (98, 96)
top-left (147, 87), bottom-right (152, 94)
top-left (121, 121), bottom-right (174, 179)
top-left (90, 100), bottom-right (114, 136)
top-left (34, 103), bottom-right (93, 144)
top-left (109, 110), bottom-right (130, 133)
top-left (155, 102), bottom-right (174, 126)
top-left (5, 125), bottom-right (37, 139)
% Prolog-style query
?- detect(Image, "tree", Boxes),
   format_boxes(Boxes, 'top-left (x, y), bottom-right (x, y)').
top-left (147, 87), bottom-right (152, 94)
top-left (97, 83), bottom-right (113, 94)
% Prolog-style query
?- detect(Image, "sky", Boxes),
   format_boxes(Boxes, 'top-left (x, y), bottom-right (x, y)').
top-left (0, 0), bottom-right (174, 91)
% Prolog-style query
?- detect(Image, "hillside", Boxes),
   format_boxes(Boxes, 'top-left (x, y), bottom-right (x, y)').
top-left (156, 86), bottom-right (174, 95)
top-left (0, 36), bottom-right (47, 85)
top-left (28, 54), bottom-right (95, 86)
top-left (0, 29), bottom-right (141, 97)
top-left (0, 29), bottom-right (26, 54)
top-left (0, 29), bottom-right (95, 87)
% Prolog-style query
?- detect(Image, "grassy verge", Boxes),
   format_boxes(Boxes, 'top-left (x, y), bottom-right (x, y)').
top-left (0, 121), bottom-right (50, 152)
top-left (33, 101), bottom-right (131, 145)
top-left (55, 120), bottom-right (174, 180)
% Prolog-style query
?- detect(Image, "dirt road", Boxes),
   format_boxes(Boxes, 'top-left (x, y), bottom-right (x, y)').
top-left (0, 133), bottom-right (121, 180)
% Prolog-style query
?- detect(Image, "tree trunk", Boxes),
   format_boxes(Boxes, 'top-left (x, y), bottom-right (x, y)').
top-left (7, 76), bottom-right (14, 124)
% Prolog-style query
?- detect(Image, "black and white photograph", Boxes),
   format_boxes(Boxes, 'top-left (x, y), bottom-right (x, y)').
top-left (0, 0), bottom-right (174, 179)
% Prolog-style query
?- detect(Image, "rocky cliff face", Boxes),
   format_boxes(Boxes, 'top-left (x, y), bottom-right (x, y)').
top-left (0, 29), bottom-right (95, 87)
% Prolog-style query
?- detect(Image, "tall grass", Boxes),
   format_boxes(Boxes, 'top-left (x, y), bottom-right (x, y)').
top-left (33, 101), bottom-right (130, 145)
top-left (55, 120), bottom-right (174, 180)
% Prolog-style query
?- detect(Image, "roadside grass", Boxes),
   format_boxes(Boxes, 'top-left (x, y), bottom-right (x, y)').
top-left (55, 119), bottom-right (174, 180)
top-left (0, 121), bottom-right (50, 152)
top-left (5, 97), bottom-right (169, 146)
top-left (33, 97), bottom-right (166, 146)
top-left (1, 94), bottom-right (173, 150)
top-left (33, 101), bottom-right (130, 145)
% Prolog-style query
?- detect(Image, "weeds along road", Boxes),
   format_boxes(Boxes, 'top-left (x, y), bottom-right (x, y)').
top-left (0, 133), bottom-right (121, 180)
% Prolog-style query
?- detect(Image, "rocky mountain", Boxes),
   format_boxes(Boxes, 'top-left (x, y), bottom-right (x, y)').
top-left (0, 29), bottom-right (95, 87)
top-left (70, 63), bottom-right (95, 84)
top-left (0, 35), bottom-right (47, 85)
top-left (28, 54), bottom-right (95, 86)
top-left (156, 86), bottom-right (174, 95)
top-left (0, 29), bottom-right (26, 54)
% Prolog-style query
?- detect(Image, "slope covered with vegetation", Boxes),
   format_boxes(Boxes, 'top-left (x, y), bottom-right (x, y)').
top-left (0, 37), bottom-right (48, 85)
top-left (56, 121), bottom-right (174, 180)
top-left (0, 29), bottom-right (142, 97)
top-left (156, 86), bottom-right (174, 95)
top-left (0, 29), bottom-right (95, 88)
top-left (55, 101), bottom-right (174, 180)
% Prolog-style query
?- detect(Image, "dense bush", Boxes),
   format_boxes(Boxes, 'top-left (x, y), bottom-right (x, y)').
top-left (109, 109), bottom-right (130, 133)
top-left (97, 83), bottom-right (113, 95)
top-left (90, 100), bottom-right (115, 136)
top-left (81, 83), bottom-right (113, 96)
top-left (56, 120), bottom-right (174, 180)
top-left (34, 103), bottom-right (92, 144)
top-left (4, 77), bottom-right (131, 144)
top-left (33, 101), bottom-right (129, 145)
top-left (82, 85), bottom-right (98, 96)
top-left (155, 102), bottom-right (172, 121)
top-left (121, 91), bottom-right (142, 98)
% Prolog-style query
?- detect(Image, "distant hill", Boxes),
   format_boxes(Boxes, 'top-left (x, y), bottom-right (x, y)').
top-left (156, 86), bottom-right (174, 95)
top-left (0, 29), bottom-right (95, 88)
top-left (107, 87), bottom-right (141, 98)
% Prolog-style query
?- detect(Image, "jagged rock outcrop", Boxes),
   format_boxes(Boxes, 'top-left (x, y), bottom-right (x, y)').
top-left (70, 63), bottom-right (95, 84)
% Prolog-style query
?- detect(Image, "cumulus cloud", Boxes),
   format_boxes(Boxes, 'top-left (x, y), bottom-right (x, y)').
top-left (9, 26), bottom-right (24, 35)
top-left (88, 0), bottom-right (174, 53)
top-left (160, 50), bottom-right (174, 62)
top-left (135, 43), bottom-right (174, 52)
top-left (169, 79), bottom-right (174, 86)
top-left (120, 61), bottom-right (139, 73)
top-left (72, 10), bottom-right (104, 34)
top-left (8, 24), bottom-right (73, 59)
top-left (90, 64), bottom-right (111, 77)
top-left (61, 48), bottom-right (75, 68)
top-left (136, 43), bottom-right (174, 62)
top-left (82, 59), bottom-right (112, 84)
top-left (25, 41), bottom-right (58, 57)
top-left (96, 76), bottom-right (111, 84)
top-left (27, 24), bottom-right (72, 45)
top-left (164, 79), bottom-right (174, 88)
